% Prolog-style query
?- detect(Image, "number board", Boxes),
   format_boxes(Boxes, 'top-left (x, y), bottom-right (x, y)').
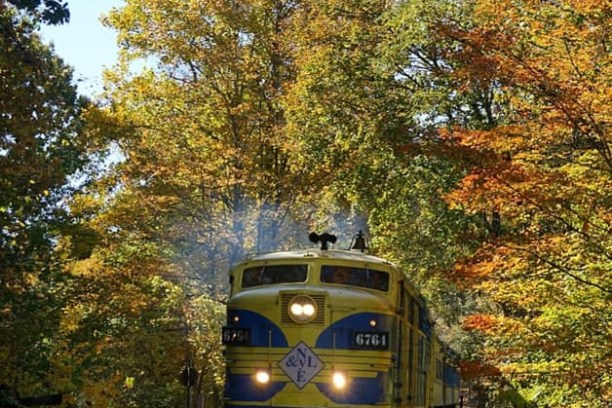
top-left (353, 331), bottom-right (390, 350)
top-left (222, 327), bottom-right (251, 345)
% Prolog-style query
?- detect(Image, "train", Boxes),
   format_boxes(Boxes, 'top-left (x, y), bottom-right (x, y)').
top-left (222, 232), bottom-right (460, 408)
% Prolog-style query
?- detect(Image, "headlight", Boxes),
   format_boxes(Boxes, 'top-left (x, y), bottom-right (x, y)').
top-left (332, 371), bottom-right (347, 389)
top-left (255, 370), bottom-right (270, 384)
top-left (288, 295), bottom-right (317, 323)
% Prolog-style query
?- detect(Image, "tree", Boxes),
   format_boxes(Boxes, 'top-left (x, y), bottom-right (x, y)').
top-left (0, 5), bottom-right (90, 403)
top-left (53, 238), bottom-right (207, 407)
top-left (438, 1), bottom-right (611, 405)
top-left (5, 0), bottom-right (70, 25)
top-left (59, 1), bottom-right (315, 405)
top-left (101, 0), bottom-right (314, 270)
top-left (285, 0), bottom-right (487, 327)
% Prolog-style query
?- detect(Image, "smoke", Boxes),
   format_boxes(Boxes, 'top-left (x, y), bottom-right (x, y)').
top-left (164, 191), bottom-right (371, 298)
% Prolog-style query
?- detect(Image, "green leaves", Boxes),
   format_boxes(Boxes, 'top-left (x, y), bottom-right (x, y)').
top-left (0, 7), bottom-right (90, 402)
top-left (6, 0), bottom-right (70, 25)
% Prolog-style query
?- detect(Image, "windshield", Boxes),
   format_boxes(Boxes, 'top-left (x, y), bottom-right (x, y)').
top-left (321, 265), bottom-right (390, 292)
top-left (242, 264), bottom-right (308, 288)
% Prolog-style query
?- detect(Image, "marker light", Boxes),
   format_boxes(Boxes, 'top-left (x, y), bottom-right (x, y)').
top-left (369, 319), bottom-right (377, 327)
top-left (255, 370), bottom-right (270, 384)
top-left (332, 371), bottom-right (347, 389)
top-left (288, 295), bottom-right (317, 323)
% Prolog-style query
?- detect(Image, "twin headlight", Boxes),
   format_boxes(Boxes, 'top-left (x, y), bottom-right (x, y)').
top-left (288, 295), bottom-right (317, 323)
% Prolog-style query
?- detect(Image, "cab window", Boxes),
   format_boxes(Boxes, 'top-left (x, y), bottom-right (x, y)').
top-left (321, 265), bottom-right (390, 292)
top-left (242, 264), bottom-right (308, 288)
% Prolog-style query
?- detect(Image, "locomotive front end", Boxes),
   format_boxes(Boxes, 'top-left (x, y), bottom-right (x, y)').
top-left (222, 249), bottom-right (398, 408)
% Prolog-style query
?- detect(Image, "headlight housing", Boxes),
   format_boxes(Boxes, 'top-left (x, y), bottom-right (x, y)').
top-left (288, 295), bottom-right (317, 323)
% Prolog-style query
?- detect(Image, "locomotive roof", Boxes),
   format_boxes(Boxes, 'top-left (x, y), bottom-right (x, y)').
top-left (244, 249), bottom-right (396, 267)
top-left (237, 248), bottom-right (433, 319)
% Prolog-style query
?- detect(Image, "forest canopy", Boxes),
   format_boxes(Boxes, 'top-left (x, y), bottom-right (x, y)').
top-left (1, 1), bottom-right (609, 407)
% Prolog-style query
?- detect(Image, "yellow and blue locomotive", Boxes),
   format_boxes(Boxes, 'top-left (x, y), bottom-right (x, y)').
top-left (222, 232), bottom-right (460, 408)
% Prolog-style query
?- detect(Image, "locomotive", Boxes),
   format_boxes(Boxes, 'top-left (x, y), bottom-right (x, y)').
top-left (222, 232), bottom-right (460, 408)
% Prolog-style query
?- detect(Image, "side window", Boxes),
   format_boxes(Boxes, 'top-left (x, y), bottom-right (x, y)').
top-left (242, 265), bottom-right (307, 288)
top-left (321, 265), bottom-right (390, 292)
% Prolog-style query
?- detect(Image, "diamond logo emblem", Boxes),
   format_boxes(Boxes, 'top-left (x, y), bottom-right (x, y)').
top-left (279, 341), bottom-right (324, 389)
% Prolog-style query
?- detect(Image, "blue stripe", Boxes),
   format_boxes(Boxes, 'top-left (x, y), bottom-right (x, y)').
top-left (224, 374), bottom-right (286, 401)
top-left (224, 310), bottom-right (287, 402)
top-left (225, 311), bottom-right (391, 405)
top-left (315, 312), bottom-right (392, 349)
top-left (316, 371), bottom-right (388, 404)
top-left (444, 365), bottom-right (460, 387)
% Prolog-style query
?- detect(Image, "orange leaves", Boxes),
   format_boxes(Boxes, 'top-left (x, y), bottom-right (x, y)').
top-left (452, 243), bottom-right (507, 282)
top-left (459, 360), bottom-right (501, 380)
top-left (440, 125), bottom-right (542, 214)
top-left (447, 125), bottom-right (542, 157)
top-left (441, 0), bottom-right (610, 145)
top-left (462, 313), bottom-right (497, 333)
top-left (444, 162), bottom-right (534, 221)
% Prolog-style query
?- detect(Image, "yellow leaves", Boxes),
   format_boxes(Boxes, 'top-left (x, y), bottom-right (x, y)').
top-left (82, 371), bottom-right (122, 406)
top-left (463, 256), bottom-right (497, 279)
top-left (499, 360), bottom-right (568, 377)
top-left (124, 376), bottom-right (135, 389)
top-left (127, 292), bottom-right (149, 314)
top-left (60, 303), bottom-right (89, 334)
top-left (480, 275), bottom-right (553, 312)
top-left (23, 272), bottom-right (39, 287)
top-left (69, 256), bottom-right (104, 277)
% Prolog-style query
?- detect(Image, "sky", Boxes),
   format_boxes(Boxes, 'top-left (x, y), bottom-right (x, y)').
top-left (39, 1), bottom-right (122, 97)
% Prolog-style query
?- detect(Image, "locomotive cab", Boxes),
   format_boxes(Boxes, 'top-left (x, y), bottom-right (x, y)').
top-left (222, 234), bottom-right (460, 408)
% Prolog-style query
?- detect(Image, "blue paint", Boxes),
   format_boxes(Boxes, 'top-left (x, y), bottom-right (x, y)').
top-left (315, 312), bottom-right (392, 349)
top-left (444, 364), bottom-right (460, 387)
top-left (224, 311), bottom-right (392, 405)
top-left (227, 309), bottom-right (288, 347)
top-left (316, 372), bottom-right (388, 404)
top-left (224, 374), bottom-right (286, 402)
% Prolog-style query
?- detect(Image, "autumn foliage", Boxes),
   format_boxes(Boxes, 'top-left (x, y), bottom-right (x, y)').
top-left (436, 0), bottom-right (611, 405)
top-left (1, 1), bottom-right (610, 407)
